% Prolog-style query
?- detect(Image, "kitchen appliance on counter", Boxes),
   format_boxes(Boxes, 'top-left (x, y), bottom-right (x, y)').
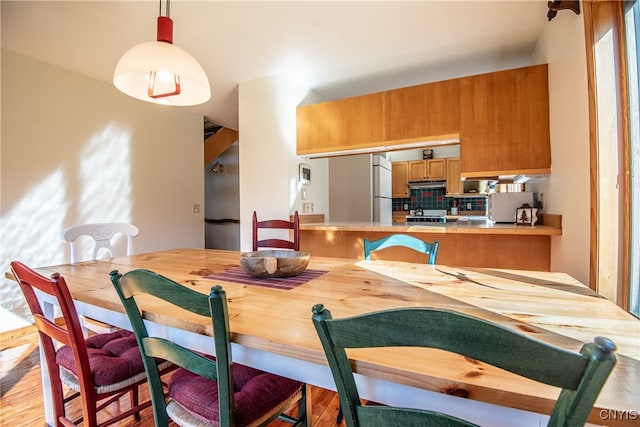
top-left (406, 209), bottom-right (447, 223)
top-left (487, 192), bottom-right (535, 223)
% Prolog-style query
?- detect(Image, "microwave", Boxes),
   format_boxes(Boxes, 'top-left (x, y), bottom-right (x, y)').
top-left (487, 192), bottom-right (535, 223)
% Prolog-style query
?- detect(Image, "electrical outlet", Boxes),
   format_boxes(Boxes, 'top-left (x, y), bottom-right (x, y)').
top-left (466, 202), bottom-right (472, 210)
top-left (192, 204), bottom-right (200, 214)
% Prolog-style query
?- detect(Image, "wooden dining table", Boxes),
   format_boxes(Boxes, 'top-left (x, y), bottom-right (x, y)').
top-left (26, 248), bottom-right (640, 426)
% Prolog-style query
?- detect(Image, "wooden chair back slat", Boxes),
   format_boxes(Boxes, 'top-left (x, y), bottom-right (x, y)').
top-left (364, 234), bottom-right (439, 264)
top-left (10, 261), bottom-right (152, 427)
top-left (252, 211), bottom-right (300, 251)
top-left (110, 268), bottom-right (308, 426)
top-left (312, 305), bottom-right (617, 427)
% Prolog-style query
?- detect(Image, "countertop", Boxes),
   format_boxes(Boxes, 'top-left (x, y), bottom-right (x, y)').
top-left (299, 219), bottom-right (562, 236)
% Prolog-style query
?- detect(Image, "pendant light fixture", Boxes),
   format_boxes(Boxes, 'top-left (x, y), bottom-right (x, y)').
top-left (113, 0), bottom-right (211, 106)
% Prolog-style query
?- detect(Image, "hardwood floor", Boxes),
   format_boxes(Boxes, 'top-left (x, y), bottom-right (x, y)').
top-left (0, 324), bottom-right (343, 426)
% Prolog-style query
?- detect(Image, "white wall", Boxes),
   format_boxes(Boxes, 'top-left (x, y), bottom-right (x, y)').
top-left (387, 145), bottom-right (461, 162)
top-left (0, 50), bottom-right (204, 325)
top-left (529, 13), bottom-right (590, 285)
top-left (238, 74), bottom-right (329, 251)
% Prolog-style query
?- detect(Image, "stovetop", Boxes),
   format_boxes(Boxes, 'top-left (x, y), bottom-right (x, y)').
top-left (406, 210), bottom-right (447, 222)
top-left (406, 209), bottom-right (447, 218)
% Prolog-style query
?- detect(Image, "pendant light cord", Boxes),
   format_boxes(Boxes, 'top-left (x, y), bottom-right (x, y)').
top-left (159, 0), bottom-right (170, 18)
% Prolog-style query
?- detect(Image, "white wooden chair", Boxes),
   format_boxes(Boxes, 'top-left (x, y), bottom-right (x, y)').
top-left (61, 223), bottom-right (139, 263)
top-left (61, 223), bottom-right (140, 335)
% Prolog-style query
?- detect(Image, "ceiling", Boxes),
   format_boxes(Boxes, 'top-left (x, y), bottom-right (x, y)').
top-left (1, 1), bottom-right (551, 130)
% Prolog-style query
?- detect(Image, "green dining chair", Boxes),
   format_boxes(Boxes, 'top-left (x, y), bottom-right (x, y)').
top-left (364, 234), bottom-right (439, 264)
top-left (312, 304), bottom-right (617, 427)
top-left (110, 269), bottom-right (308, 427)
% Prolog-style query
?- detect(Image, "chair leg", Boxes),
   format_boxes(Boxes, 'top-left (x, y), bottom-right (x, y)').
top-left (297, 384), bottom-right (311, 427)
top-left (336, 404), bottom-right (344, 424)
top-left (130, 386), bottom-right (141, 421)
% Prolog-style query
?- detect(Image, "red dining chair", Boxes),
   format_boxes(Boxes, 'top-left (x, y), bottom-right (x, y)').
top-left (10, 261), bottom-right (169, 427)
top-left (252, 210), bottom-right (300, 251)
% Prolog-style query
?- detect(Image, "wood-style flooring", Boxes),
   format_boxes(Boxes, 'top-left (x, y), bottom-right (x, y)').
top-left (0, 324), bottom-right (344, 426)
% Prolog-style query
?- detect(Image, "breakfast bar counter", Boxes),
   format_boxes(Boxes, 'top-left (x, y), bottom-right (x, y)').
top-left (299, 219), bottom-right (562, 271)
top-left (300, 220), bottom-right (562, 236)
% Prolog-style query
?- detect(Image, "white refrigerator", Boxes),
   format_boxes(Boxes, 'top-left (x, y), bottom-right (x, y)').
top-left (328, 154), bottom-right (392, 223)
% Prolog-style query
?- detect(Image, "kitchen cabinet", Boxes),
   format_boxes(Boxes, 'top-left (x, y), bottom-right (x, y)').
top-left (445, 158), bottom-right (462, 195)
top-left (392, 212), bottom-right (408, 223)
top-left (459, 64), bottom-right (551, 177)
top-left (428, 159), bottom-right (446, 180)
top-left (408, 159), bottom-right (446, 181)
top-left (296, 65), bottom-right (551, 179)
top-left (296, 93), bottom-right (384, 156)
top-left (392, 161), bottom-right (409, 198)
top-left (384, 78), bottom-right (460, 141)
top-left (408, 161), bottom-right (426, 181)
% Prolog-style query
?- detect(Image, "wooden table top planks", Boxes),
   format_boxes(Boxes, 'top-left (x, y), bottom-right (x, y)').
top-left (31, 248), bottom-right (640, 426)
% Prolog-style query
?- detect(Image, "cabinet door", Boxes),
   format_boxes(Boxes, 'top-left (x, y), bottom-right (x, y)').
top-left (424, 79), bottom-right (461, 137)
top-left (392, 212), bottom-right (408, 223)
top-left (384, 79), bottom-right (460, 141)
top-left (459, 64), bottom-right (551, 176)
top-left (408, 160), bottom-right (427, 181)
top-left (427, 159), bottom-right (446, 180)
top-left (384, 85), bottom-right (425, 141)
top-left (446, 158), bottom-right (462, 195)
top-left (392, 162), bottom-right (409, 198)
top-left (297, 93), bottom-right (384, 156)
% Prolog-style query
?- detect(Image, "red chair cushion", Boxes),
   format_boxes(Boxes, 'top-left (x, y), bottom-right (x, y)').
top-left (169, 362), bottom-right (303, 425)
top-left (56, 330), bottom-right (145, 386)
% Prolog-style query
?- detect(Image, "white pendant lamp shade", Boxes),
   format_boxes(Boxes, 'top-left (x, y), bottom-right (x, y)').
top-left (113, 14), bottom-right (211, 106)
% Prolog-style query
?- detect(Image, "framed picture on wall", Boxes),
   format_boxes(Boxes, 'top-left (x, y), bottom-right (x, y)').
top-left (299, 163), bottom-right (311, 185)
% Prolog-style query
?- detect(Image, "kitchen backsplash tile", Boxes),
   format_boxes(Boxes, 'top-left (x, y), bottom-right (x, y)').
top-left (392, 188), bottom-right (486, 212)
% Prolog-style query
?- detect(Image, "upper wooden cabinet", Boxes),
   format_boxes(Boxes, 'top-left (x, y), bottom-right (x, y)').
top-left (384, 79), bottom-right (460, 141)
top-left (296, 93), bottom-right (384, 156)
top-left (408, 159), bottom-right (446, 181)
top-left (459, 64), bottom-right (551, 177)
top-left (392, 161), bottom-right (409, 198)
top-left (445, 158), bottom-right (462, 195)
top-left (296, 65), bottom-right (551, 178)
top-left (427, 159), bottom-right (446, 180)
top-left (408, 160), bottom-right (426, 181)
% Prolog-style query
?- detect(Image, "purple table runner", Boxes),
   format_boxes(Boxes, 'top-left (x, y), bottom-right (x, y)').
top-left (205, 266), bottom-right (327, 290)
